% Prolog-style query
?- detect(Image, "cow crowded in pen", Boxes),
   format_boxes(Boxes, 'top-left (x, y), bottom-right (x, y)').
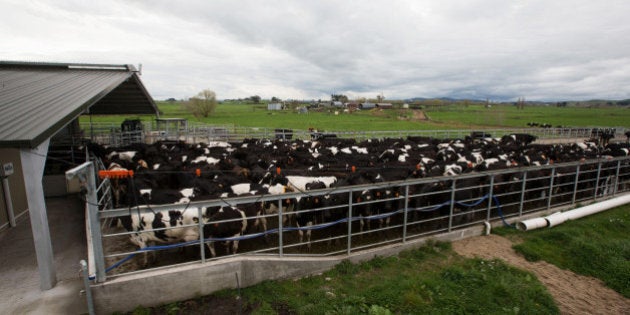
top-left (90, 132), bottom-right (629, 265)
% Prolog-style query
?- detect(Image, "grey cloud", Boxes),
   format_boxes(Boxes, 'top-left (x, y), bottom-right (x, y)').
top-left (2, 0), bottom-right (630, 101)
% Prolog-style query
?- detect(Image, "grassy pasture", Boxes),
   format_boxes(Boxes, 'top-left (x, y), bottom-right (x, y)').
top-left (82, 102), bottom-right (630, 132)
top-left (495, 204), bottom-right (630, 298)
top-left (426, 104), bottom-right (630, 128)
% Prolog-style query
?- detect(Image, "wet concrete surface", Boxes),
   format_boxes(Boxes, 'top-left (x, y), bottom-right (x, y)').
top-left (0, 195), bottom-right (89, 314)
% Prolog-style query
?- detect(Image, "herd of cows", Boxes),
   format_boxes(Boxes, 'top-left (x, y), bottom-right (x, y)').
top-left (89, 131), bottom-right (630, 266)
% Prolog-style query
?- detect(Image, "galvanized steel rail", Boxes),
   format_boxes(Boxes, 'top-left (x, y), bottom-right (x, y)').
top-left (81, 155), bottom-right (630, 283)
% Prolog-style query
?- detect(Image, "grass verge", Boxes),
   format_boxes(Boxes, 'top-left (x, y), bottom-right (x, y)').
top-left (494, 204), bottom-right (630, 298)
top-left (122, 241), bottom-right (558, 314)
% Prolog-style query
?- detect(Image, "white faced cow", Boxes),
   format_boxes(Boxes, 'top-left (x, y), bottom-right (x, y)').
top-left (120, 208), bottom-right (204, 267)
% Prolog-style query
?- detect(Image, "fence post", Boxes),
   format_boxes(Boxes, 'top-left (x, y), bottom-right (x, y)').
top-left (613, 160), bottom-right (621, 196)
top-left (66, 162), bottom-right (107, 283)
top-left (278, 199), bottom-right (283, 257)
top-left (547, 167), bottom-right (556, 211)
top-left (402, 185), bottom-right (409, 243)
top-left (198, 206), bottom-right (205, 263)
top-left (518, 171), bottom-right (527, 217)
top-left (572, 164), bottom-right (581, 205)
top-left (448, 180), bottom-right (456, 232)
top-left (82, 163), bottom-right (107, 283)
top-left (594, 161), bottom-right (602, 200)
top-left (486, 176), bottom-right (494, 222)
top-left (347, 191), bottom-right (353, 255)
top-left (80, 260), bottom-right (95, 315)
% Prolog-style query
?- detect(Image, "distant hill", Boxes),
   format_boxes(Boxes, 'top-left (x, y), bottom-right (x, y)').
top-left (404, 97), bottom-right (630, 106)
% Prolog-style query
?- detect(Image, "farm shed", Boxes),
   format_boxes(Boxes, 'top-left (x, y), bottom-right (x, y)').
top-left (331, 101), bottom-right (344, 107)
top-left (267, 103), bottom-right (283, 110)
top-left (376, 103), bottom-right (393, 109)
top-left (0, 61), bottom-right (158, 290)
top-left (359, 102), bottom-right (376, 109)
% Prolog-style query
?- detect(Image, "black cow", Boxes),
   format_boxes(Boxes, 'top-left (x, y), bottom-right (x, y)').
top-left (202, 207), bottom-right (247, 257)
top-left (501, 134), bottom-right (537, 146)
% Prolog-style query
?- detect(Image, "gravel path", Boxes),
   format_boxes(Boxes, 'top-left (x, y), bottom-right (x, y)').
top-left (452, 234), bottom-right (629, 315)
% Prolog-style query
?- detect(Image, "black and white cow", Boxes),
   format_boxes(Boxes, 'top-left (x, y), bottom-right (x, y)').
top-left (119, 208), bottom-right (205, 267)
top-left (202, 206), bottom-right (248, 257)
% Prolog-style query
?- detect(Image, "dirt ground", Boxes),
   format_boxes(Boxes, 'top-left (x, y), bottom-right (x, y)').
top-left (452, 234), bottom-right (630, 315)
top-left (411, 109), bottom-right (427, 121)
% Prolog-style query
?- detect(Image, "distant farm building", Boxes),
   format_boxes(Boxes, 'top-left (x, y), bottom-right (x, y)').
top-left (376, 103), bottom-right (393, 109)
top-left (331, 101), bottom-right (344, 107)
top-left (267, 103), bottom-right (284, 110)
top-left (359, 102), bottom-right (376, 109)
top-left (345, 102), bottom-right (359, 110)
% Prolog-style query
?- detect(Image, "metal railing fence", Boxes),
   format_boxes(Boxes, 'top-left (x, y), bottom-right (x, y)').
top-left (81, 155), bottom-right (630, 282)
top-left (82, 121), bottom-right (627, 146)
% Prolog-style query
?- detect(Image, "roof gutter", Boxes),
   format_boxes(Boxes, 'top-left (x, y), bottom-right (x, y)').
top-left (0, 61), bottom-right (135, 72)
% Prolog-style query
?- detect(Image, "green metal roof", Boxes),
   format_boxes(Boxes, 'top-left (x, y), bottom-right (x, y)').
top-left (0, 61), bottom-right (158, 148)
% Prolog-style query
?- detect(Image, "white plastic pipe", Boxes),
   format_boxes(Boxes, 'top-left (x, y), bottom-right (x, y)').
top-left (517, 194), bottom-right (630, 231)
top-left (516, 217), bottom-right (548, 231)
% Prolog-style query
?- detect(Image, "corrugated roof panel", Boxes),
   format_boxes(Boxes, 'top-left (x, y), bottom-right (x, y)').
top-left (0, 62), bottom-right (158, 148)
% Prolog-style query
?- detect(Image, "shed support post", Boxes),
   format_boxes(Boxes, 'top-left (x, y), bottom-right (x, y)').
top-left (20, 139), bottom-right (57, 290)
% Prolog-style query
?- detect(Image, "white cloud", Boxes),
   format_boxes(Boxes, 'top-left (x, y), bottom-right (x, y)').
top-left (2, 0), bottom-right (630, 101)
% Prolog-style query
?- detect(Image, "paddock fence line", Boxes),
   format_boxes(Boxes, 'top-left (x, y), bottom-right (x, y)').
top-left (82, 121), bottom-right (628, 146)
top-left (79, 155), bottom-right (630, 283)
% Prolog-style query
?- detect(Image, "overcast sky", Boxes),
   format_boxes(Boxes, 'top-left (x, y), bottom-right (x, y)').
top-left (2, 1), bottom-right (630, 102)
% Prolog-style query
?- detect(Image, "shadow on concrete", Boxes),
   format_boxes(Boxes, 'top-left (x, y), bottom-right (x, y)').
top-left (0, 195), bottom-right (88, 314)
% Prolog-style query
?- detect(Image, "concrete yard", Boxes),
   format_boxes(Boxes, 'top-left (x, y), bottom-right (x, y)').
top-left (0, 196), bottom-right (88, 315)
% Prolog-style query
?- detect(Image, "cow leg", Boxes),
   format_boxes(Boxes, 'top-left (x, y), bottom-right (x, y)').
top-left (130, 235), bottom-right (151, 268)
top-left (259, 215), bottom-right (269, 244)
top-left (223, 241), bottom-right (232, 255)
top-left (305, 222), bottom-right (312, 251)
top-left (297, 221), bottom-right (313, 251)
top-left (359, 217), bottom-right (365, 233)
top-left (231, 238), bottom-right (240, 254)
top-left (207, 242), bottom-right (216, 257)
top-left (379, 215), bottom-right (391, 239)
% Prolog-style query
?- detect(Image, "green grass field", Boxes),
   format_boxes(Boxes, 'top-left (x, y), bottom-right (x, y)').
top-left (82, 102), bottom-right (630, 132)
top-left (495, 204), bottom-right (630, 298)
top-left (425, 104), bottom-right (630, 128)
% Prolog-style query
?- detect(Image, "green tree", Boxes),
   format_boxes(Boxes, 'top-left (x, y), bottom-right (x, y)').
top-left (250, 95), bottom-right (261, 104)
top-left (185, 89), bottom-right (217, 118)
top-left (331, 94), bottom-right (349, 103)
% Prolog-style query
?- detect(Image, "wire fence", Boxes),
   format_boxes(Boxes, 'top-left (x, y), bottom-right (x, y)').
top-left (78, 155), bottom-right (630, 282)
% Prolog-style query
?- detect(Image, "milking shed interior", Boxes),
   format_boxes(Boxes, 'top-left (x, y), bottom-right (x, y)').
top-left (0, 61), bottom-right (158, 290)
